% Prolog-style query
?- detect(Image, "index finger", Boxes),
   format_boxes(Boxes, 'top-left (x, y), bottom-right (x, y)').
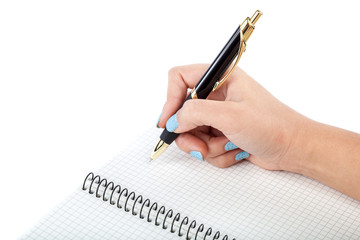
top-left (157, 64), bottom-right (210, 128)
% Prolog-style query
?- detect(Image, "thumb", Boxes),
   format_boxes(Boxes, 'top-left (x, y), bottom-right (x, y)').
top-left (165, 99), bottom-right (240, 134)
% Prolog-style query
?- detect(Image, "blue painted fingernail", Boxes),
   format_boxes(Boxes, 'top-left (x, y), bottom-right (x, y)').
top-left (235, 151), bottom-right (250, 161)
top-left (166, 113), bottom-right (178, 132)
top-left (156, 113), bottom-right (162, 128)
top-left (225, 141), bottom-right (239, 151)
top-left (190, 151), bottom-right (203, 161)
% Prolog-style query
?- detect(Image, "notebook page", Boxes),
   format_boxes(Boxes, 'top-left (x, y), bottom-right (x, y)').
top-left (97, 128), bottom-right (360, 239)
top-left (21, 188), bottom-right (172, 239)
top-left (22, 128), bottom-right (360, 239)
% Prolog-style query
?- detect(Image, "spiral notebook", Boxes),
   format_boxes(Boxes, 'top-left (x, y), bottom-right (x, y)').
top-left (21, 128), bottom-right (360, 239)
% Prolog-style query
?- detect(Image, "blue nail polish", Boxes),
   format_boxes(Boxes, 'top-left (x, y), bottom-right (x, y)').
top-left (235, 151), bottom-right (250, 161)
top-left (225, 141), bottom-right (239, 151)
top-left (156, 113), bottom-right (162, 128)
top-left (190, 151), bottom-right (203, 161)
top-left (166, 113), bottom-right (178, 132)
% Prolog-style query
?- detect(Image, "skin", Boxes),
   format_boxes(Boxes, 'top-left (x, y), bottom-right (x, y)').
top-left (157, 64), bottom-right (360, 201)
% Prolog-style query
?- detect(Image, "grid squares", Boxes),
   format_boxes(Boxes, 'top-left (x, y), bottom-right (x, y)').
top-left (21, 128), bottom-right (360, 239)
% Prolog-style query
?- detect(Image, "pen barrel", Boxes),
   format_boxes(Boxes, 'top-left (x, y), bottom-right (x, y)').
top-left (160, 26), bottom-right (241, 145)
top-left (194, 26), bottom-right (241, 98)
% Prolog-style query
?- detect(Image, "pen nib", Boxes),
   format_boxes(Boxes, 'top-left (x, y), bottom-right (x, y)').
top-left (150, 139), bottom-right (169, 161)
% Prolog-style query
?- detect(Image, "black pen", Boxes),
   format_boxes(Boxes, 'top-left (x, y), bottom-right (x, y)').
top-left (151, 10), bottom-right (262, 160)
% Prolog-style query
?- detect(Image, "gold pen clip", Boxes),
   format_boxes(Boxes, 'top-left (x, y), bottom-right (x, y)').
top-left (212, 10), bottom-right (262, 92)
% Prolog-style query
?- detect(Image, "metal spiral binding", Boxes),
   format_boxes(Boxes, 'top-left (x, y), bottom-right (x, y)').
top-left (82, 172), bottom-right (235, 240)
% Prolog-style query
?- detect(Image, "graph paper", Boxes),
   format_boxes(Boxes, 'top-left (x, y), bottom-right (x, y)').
top-left (21, 128), bottom-right (360, 239)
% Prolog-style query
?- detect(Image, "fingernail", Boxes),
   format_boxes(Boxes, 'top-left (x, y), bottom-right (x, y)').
top-left (225, 141), bottom-right (239, 151)
top-left (190, 151), bottom-right (203, 161)
top-left (166, 113), bottom-right (178, 132)
top-left (235, 151), bottom-right (250, 161)
top-left (156, 113), bottom-right (162, 128)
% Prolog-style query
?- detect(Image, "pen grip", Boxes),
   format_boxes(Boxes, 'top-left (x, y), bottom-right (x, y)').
top-left (160, 128), bottom-right (178, 145)
top-left (160, 94), bottom-right (193, 144)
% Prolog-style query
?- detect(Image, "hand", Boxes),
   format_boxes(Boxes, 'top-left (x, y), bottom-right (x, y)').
top-left (157, 64), bottom-right (306, 171)
top-left (157, 64), bottom-right (360, 201)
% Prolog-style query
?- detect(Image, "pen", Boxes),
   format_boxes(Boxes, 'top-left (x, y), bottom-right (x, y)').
top-left (151, 10), bottom-right (262, 160)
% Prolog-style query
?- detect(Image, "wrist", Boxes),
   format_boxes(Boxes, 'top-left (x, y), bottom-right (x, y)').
top-left (278, 114), bottom-right (316, 175)
top-left (280, 118), bottom-right (360, 200)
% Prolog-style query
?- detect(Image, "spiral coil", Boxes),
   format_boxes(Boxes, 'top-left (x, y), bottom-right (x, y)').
top-left (82, 172), bottom-right (234, 240)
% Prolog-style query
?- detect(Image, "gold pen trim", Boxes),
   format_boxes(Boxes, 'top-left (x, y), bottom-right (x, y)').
top-left (212, 31), bottom-right (245, 91)
top-left (190, 87), bottom-right (198, 99)
top-left (212, 10), bottom-right (262, 92)
top-left (150, 139), bottom-right (169, 160)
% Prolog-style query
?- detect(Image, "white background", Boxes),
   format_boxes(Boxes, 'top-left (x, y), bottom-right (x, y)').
top-left (1, 0), bottom-right (359, 239)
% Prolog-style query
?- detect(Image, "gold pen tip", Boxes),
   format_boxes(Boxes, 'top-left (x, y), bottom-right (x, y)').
top-left (150, 139), bottom-right (169, 160)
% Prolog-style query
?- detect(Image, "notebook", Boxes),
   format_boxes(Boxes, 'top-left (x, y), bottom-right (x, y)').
top-left (20, 128), bottom-right (360, 239)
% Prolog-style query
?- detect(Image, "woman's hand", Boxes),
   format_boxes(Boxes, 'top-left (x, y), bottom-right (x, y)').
top-left (157, 64), bottom-right (307, 171)
top-left (157, 64), bottom-right (360, 201)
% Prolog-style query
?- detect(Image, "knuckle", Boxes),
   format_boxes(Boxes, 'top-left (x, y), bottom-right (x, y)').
top-left (174, 134), bottom-right (185, 146)
top-left (182, 100), bottom-right (195, 112)
top-left (167, 67), bottom-right (176, 76)
top-left (182, 100), bottom-right (201, 119)
top-left (212, 161), bottom-right (229, 169)
top-left (168, 66), bottom-right (180, 73)
top-left (211, 155), bottom-right (231, 168)
top-left (168, 67), bottom-right (180, 82)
